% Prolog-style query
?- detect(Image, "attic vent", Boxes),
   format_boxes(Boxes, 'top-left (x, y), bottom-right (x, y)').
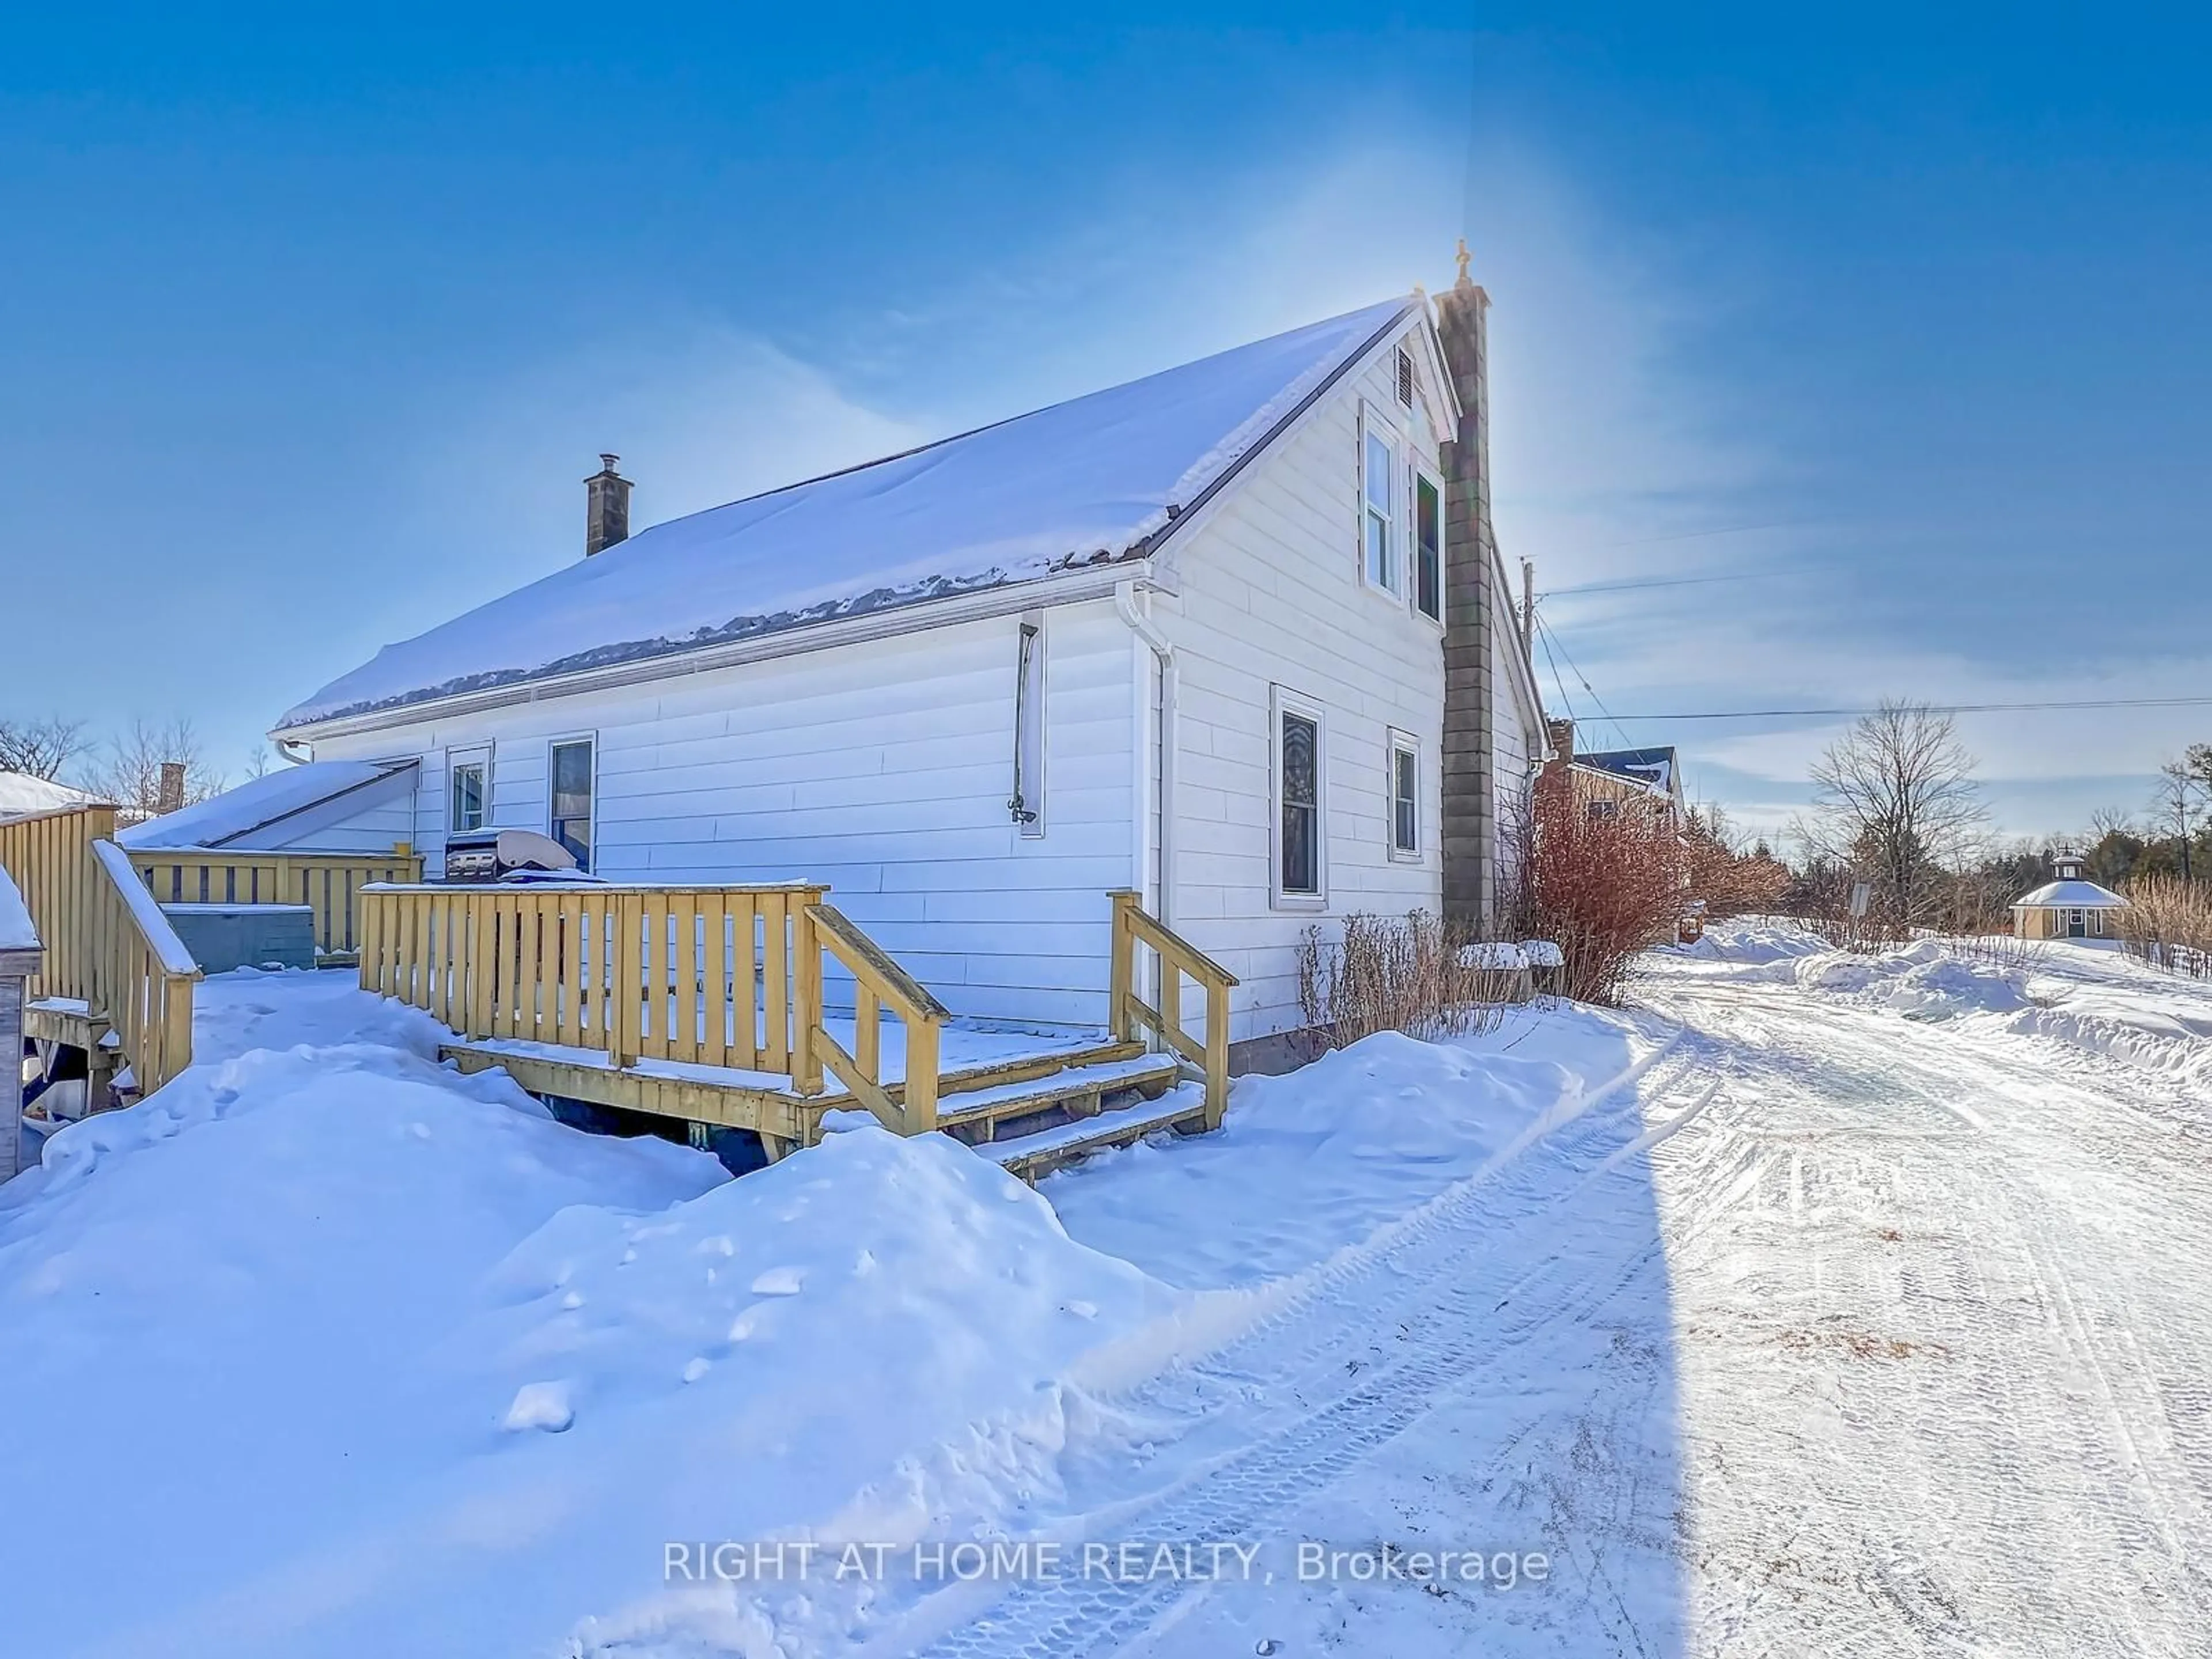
top-left (1395, 346), bottom-right (1414, 407)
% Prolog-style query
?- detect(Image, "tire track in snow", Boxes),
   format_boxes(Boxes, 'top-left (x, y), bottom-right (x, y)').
top-left (885, 1040), bottom-right (1725, 1659)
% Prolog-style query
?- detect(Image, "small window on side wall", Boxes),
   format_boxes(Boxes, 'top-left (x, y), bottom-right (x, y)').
top-left (449, 759), bottom-right (487, 833)
top-left (1414, 473), bottom-right (1442, 622)
top-left (550, 738), bottom-right (594, 871)
top-left (1273, 689), bottom-right (1325, 906)
top-left (1361, 411), bottom-right (1399, 594)
top-left (1389, 736), bottom-right (1419, 858)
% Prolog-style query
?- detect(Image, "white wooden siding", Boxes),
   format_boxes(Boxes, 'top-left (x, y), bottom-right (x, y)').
top-left (1156, 324), bottom-right (1449, 1043)
top-left (313, 603), bottom-right (1138, 1027)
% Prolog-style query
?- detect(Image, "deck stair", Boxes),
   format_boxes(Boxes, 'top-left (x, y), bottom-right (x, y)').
top-left (931, 1049), bottom-right (1190, 1153)
top-left (980, 1080), bottom-right (1208, 1179)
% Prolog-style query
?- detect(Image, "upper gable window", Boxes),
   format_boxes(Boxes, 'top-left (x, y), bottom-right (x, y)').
top-left (1396, 346), bottom-right (1415, 407)
top-left (1361, 406), bottom-right (1400, 595)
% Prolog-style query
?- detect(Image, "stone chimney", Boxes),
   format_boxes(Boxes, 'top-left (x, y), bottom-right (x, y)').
top-left (585, 453), bottom-right (632, 557)
top-left (156, 762), bottom-right (185, 816)
top-left (1434, 240), bottom-right (1499, 929)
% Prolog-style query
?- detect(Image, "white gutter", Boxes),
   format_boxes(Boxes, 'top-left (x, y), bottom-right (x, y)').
top-left (1114, 579), bottom-right (1176, 929)
top-left (274, 563), bottom-right (1133, 745)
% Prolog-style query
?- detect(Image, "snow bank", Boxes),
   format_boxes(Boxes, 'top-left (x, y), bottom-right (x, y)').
top-left (1677, 916), bottom-right (1828, 965)
top-left (1791, 937), bottom-right (2035, 1019)
top-left (0, 969), bottom-right (1181, 1658)
top-left (1044, 1006), bottom-right (1652, 1291)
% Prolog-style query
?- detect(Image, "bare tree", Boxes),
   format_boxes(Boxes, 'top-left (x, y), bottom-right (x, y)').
top-left (0, 715), bottom-right (91, 781)
top-left (2151, 760), bottom-right (2200, 882)
top-left (1801, 700), bottom-right (1987, 926)
top-left (86, 719), bottom-right (227, 824)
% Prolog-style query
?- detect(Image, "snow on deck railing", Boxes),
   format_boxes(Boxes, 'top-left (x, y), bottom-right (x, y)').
top-left (90, 841), bottom-right (200, 979)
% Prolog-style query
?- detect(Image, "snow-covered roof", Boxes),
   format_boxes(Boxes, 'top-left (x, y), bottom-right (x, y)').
top-left (276, 298), bottom-right (1422, 731)
top-left (0, 863), bottom-right (38, 956)
top-left (0, 771), bottom-right (101, 823)
top-left (118, 759), bottom-right (416, 850)
top-left (1577, 747), bottom-right (1677, 796)
top-left (2014, 878), bottom-right (2128, 910)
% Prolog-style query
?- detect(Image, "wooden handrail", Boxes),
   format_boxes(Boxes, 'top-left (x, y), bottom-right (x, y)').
top-left (86, 840), bottom-right (200, 1093)
top-left (804, 901), bottom-right (947, 1135)
top-left (130, 847), bottom-right (423, 958)
top-left (359, 882), bottom-right (828, 1080)
top-left (1107, 890), bottom-right (1238, 1130)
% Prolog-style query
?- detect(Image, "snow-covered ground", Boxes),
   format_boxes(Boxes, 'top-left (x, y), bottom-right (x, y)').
top-left (3, 934), bottom-right (2209, 1657)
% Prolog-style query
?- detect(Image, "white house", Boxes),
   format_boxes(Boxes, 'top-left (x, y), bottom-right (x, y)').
top-left (259, 263), bottom-right (1547, 1064)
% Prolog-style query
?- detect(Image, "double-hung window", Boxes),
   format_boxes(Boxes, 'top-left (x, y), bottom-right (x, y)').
top-left (1388, 733), bottom-right (1420, 858)
top-left (1361, 408), bottom-right (1400, 594)
top-left (1272, 687), bottom-right (1325, 906)
top-left (550, 737), bottom-right (595, 871)
top-left (448, 753), bottom-right (488, 834)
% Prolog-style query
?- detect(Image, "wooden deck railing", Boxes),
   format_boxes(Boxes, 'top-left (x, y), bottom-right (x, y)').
top-left (130, 847), bottom-right (423, 958)
top-left (805, 900), bottom-right (948, 1135)
top-left (0, 805), bottom-right (200, 1094)
top-left (1108, 890), bottom-right (1238, 1129)
top-left (358, 882), bottom-right (830, 1082)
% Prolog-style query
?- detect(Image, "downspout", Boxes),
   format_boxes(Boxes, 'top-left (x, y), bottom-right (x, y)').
top-left (1114, 579), bottom-right (1176, 929)
top-left (274, 737), bottom-right (312, 766)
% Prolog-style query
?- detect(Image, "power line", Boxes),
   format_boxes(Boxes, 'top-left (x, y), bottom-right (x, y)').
top-left (1536, 616), bottom-right (1635, 750)
top-left (1537, 518), bottom-right (1830, 559)
top-left (1599, 695), bottom-right (2212, 724)
top-left (1540, 569), bottom-right (1805, 600)
top-left (1535, 623), bottom-right (1578, 727)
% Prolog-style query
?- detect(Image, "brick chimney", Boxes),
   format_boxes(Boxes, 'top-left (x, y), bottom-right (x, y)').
top-left (1434, 241), bottom-right (1499, 929)
top-left (156, 762), bottom-right (186, 816)
top-left (1546, 717), bottom-right (1575, 769)
top-left (585, 453), bottom-right (632, 557)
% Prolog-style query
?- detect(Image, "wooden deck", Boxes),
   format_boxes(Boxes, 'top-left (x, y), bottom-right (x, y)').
top-left (1, 805), bottom-right (1238, 1175)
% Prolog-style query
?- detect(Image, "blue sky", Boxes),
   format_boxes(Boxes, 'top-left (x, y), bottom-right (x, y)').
top-left (5, 3), bottom-right (2206, 841)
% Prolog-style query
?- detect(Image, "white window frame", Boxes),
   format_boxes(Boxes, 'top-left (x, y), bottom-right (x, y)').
top-left (1270, 685), bottom-right (1328, 910)
top-left (547, 732), bottom-right (599, 873)
top-left (1359, 403), bottom-right (1403, 599)
top-left (445, 745), bottom-right (492, 836)
top-left (1411, 465), bottom-right (1445, 625)
top-left (1387, 729), bottom-right (1421, 861)
top-left (1010, 612), bottom-right (1047, 839)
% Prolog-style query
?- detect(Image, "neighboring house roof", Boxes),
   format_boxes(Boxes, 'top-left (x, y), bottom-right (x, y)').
top-left (118, 759), bottom-right (418, 850)
top-left (1577, 747), bottom-right (1677, 796)
top-left (2014, 878), bottom-right (2128, 910)
top-left (0, 771), bottom-right (101, 823)
top-left (276, 297), bottom-right (1424, 732)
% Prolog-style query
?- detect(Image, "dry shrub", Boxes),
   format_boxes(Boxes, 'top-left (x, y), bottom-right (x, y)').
top-left (1295, 910), bottom-right (1517, 1055)
top-left (1497, 771), bottom-right (1688, 1005)
top-left (1684, 811), bottom-right (1791, 919)
top-left (1949, 931), bottom-right (2049, 974)
top-left (1783, 862), bottom-right (1914, 954)
top-left (2118, 874), bottom-right (2212, 979)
